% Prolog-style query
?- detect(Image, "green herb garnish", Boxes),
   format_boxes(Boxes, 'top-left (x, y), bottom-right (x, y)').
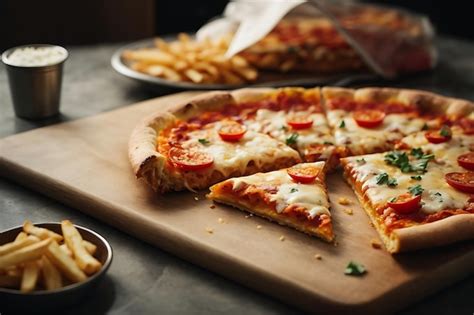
top-left (410, 148), bottom-right (424, 159)
top-left (345, 261), bottom-right (367, 276)
top-left (410, 175), bottom-right (422, 181)
top-left (323, 141), bottom-right (334, 145)
top-left (408, 184), bottom-right (424, 196)
top-left (281, 125), bottom-right (288, 131)
top-left (290, 188), bottom-right (298, 193)
top-left (384, 150), bottom-right (434, 174)
top-left (339, 120), bottom-right (346, 128)
top-left (439, 125), bottom-right (452, 137)
top-left (286, 133), bottom-right (299, 145)
top-left (356, 158), bottom-right (366, 164)
top-left (198, 138), bottom-right (210, 145)
top-left (376, 173), bottom-right (398, 187)
top-left (389, 197), bottom-right (397, 203)
top-left (421, 123), bottom-right (429, 131)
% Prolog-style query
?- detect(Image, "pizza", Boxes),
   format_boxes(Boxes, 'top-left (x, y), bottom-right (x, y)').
top-left (129, 86), bottom-right (474, 252)
top-left (239, 6), bottom-right (431, 74)
top-left (341, 126), bottom-right (474, 253)
top-left (208, 162), bottom-right (333, 242)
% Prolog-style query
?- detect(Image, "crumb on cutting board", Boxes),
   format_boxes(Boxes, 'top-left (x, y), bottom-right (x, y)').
top-left (205, 227), bottom-right (214, 234)
top-left (279, 235), bottom-right (285, 241)
top-left (194, 196), bottom-right (199, 201)
top-left (314, 254), bottom-right (322, 260)
top-left (256, 225), bottom-right (262, 230)
top-left (343, 208), bottom-right (353, 215)
top-left (338, 197), bottom-right (351, 205)
top-left (371, 238), bottom-right (382, 249)
top-left (210, 204), bottom-right (216, 209)
top-left (218, 218), bottom-right (225, 224)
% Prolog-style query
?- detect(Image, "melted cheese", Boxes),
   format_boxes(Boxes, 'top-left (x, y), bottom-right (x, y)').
top-left (248, 109), bottom-right (334, 157)
top-left (346, 152), bottom-right (470, 214)
top-left (181, 121), bottom-right (300, 176)
top-left (230, 162), bottom-right (330, 217)
top-left (327, 110), bottom-right (426, 154)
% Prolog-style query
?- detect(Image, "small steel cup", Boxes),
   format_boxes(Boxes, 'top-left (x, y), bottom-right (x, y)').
top-left (2, 44), bottom-right (68, 120)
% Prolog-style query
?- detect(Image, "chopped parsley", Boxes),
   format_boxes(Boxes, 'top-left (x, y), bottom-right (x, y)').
top-left (389, 197), bottom-right (397, 203)
top-left (421, 123), bottom-right (429, 131)
top-left (440, 125), bottom-right (452, 137)
top-left (375, 173), bottom-right (398, 187)
top-left (356, 158), bottom-right (366, 164)
top-left (290, 188), bottom-right (298, 193)
top-left (384, 150), bottom-right (434, 174)
top-left (281, 125), bottom-right (288, 131)
top-left (410, 175), bottom-right (422, 181)
top-left (198, 138), bottom-right (210, 145)
top-left (345, 261), bottom-right (366, 276)
top-left (286, 133), bottom-right (299, 145)
top-left (408, 184), bottom-right (424, 196)
top-left (339, 120), bottom-right (346, 128)
top-left (434, 192), bottom-right (442, 196)
top-left (410, 148), bottom-right (424, 159)
top-left (323, 141), bottom-right (334, 145)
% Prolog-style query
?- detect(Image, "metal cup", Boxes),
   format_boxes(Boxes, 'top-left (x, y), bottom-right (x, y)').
top-left (2, 44), bottom-right (68, 120)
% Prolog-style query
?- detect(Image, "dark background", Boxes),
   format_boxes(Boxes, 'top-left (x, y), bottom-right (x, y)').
top-left (0, 0), bottom-right (471, 51)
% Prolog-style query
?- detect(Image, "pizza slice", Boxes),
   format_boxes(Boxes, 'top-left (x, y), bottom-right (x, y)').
top-left (235, 87), bottom-right (343, 170)
top-left (341, 146), bottom-right (474, 253)
top-left (322, 87), bottom-right (474, 157)
top-left (208, 162), bottom-right (333, 242)
top-left (129, 91), bottom-right (301, 193)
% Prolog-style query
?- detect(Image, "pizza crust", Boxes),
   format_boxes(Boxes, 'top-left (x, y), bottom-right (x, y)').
top-left (394, 214), bottom-right (474, 252)
top-left (322, 86), bottom-right (474, 118)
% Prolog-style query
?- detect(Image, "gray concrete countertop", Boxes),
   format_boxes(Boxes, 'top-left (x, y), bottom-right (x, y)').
top-left (1, 37), bottom-right (473, 315)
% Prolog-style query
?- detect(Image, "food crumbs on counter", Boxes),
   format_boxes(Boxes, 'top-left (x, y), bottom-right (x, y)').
top-left (210, 204), bottom-right (216, 209)
top-left (333, 241), bottom-right (339, 247)
top-left (314, 254), bottom-right (322, 260)
top-left (244, 215), bottom-right (251, 219)
top-left (279, 235), bottom-right (285, 241)
top-left (343, 208), bottom-right (353, 215)
top-left (338, 197), bottom-right (351, 205)
top-left (194, 196), bottom-right (199, 201)
top-left (256, 225), bottom-right (262, 230)
top-left (218, 218), bottom-right (225, 224)
top-left (205, 227), bottom-right (214, 234)
top-left (368, 221), bottom-right (374, 227)
top-left (371, 239), bottom-right (382, 249)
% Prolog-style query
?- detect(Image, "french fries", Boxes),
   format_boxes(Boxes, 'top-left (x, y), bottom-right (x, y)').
top-left (0, 220), bottom-right (103, 293)
top-left (61, 220), bottom-right (101, 275)
top-left (21, 261), bottom-right (40, 292)
top-left (122, 33), bottom-right (259, 85)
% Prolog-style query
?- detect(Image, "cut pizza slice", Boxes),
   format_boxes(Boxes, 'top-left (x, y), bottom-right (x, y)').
top-left (129, 91), bottom-right (301, 193)
top-left (341, 147), bottom-right (474, 253)
top-left (208, 162), bottom-right (334, 242)
top-left (235, 87), bottom-right (343, 170)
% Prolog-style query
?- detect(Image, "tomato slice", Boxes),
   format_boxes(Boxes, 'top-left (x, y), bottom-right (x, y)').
top-left (458, 152), bottom-right (474, 171)
top-left (458, 118), bottom-right (474, 135)
top-left (445, 172), bottom-right (474, 193)
top-left (287, 115), bottom-right (313, 130)
top-left (353, 110), bottom-right (385, 128)
top-left (218, 122), bottom-right (247, 142)
top-left (387, 193), bottom-right (422, 214)
top-left (287, 165), bottom-right (320, 183)
top-left (425, 128), bottom-right (452, 144)
top-left (169, 147), bottom-right (213, 171)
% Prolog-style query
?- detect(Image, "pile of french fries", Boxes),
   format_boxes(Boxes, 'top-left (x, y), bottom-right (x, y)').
top-left (0, 220), bottom-right (102, 292)
top-left (122, 33), bottom-right (258, 85)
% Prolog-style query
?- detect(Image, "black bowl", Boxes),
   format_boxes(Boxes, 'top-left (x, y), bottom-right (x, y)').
top-left (0, 223), bottom-right (113, 313)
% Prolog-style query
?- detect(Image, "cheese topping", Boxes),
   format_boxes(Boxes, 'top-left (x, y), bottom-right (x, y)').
top-left (347, 151), bottom-right (470, 214)
top-left (327, 110), bottom-right (425, 154)
top-left (181, 121), bottom-right (300, 177)
top-left (248, 109), bottom-right (334, 158)
top-left (230, 162), bottom-right (330, 218)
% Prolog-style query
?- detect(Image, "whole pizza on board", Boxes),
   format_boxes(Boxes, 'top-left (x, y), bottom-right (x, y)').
top-left (129, 86), bottom-right (474, 253)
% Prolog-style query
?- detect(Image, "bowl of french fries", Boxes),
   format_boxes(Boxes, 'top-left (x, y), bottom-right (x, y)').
top-left (0, 220), bottom-right (112, 311)
top-left (112, 33), bottom-right (259, 89)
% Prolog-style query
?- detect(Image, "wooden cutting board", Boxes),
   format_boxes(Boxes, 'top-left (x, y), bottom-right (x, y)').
top-left (1, 92), bottom-right (473, 314)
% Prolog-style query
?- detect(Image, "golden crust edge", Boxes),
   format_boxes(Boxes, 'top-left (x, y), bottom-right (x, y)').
top-left (207, 193), bottom-right (334, 242)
